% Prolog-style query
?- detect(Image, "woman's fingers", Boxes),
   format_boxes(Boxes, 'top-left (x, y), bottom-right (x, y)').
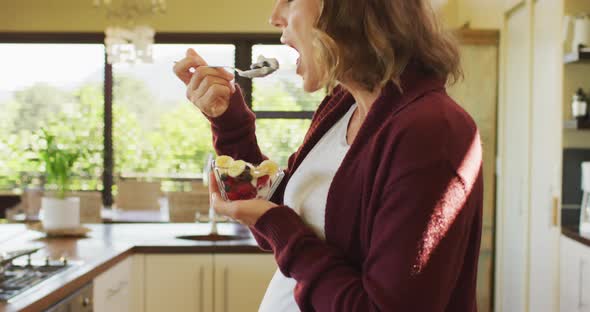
top-left (174, 48), bottom-right (236, 117)
top-left (211, 193), bottom-right (238, 219)
top-left (187, 81), bottom-right (231, 116)
top-left (190, 73), bottom-right (234, 98)
top-left (174, 49), bottom-right (208, 85)
top-left (186, 48), bottom-right (206, 64)
top-left (211, 194), bottom-right (278, 226)
top-left (209, 171), bottom-right (219, 194)
top-left (188, 66), bottom-right (234, 90)
top-left (186, 67), bottom-right (234, 117)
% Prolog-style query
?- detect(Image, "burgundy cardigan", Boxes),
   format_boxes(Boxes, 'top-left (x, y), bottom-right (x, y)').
top-left (208, 66), bottom-right (483, 312)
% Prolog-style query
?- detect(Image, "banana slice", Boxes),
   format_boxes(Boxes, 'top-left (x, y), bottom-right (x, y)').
top-left (251, 167), bottom-right (265, 178)
top-left (257, 160), bottom-right (279, 176)
top-left (215, 155), bottom-right (234, 168)
top-left (228, 160), bottom-right (247, 177)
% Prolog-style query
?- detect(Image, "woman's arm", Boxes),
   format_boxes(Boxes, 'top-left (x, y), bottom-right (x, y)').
top-left (206, 86), bottom-right (265, 165)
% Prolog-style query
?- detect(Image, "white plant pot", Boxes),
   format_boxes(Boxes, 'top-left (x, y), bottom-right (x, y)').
top-left (40, 197), bottom-right (80, 230)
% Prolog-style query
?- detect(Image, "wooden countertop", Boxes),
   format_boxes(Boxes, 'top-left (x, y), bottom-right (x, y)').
top-left (562, 225), bottom-right (590, 248)
top-left (0, 223), bottom-right (266, 312)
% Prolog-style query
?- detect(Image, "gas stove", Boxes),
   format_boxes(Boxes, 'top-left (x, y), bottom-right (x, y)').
top-left (0, 248), bottom-right (71, 302)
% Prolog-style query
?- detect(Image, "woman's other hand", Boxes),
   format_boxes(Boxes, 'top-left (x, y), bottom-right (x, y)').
top-left (173, 48), bottom-right (236, 117)
top-left (208, 172), bottom-right (278, 226)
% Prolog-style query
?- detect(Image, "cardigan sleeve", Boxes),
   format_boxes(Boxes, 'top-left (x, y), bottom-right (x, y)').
top-left (206, 85), bottom-right (301, 250)
top-left (205, 86), bottom-right (271, 249)
top-left (206, 86), bottom-right (265, 165)
top-left (253, 160), bottom-right (481, 311)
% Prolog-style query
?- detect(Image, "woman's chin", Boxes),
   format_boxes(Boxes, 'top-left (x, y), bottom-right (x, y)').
top-left (302, 81), bottom-right (320, 93)
top-left (302, 77), bottom-right (322, 93)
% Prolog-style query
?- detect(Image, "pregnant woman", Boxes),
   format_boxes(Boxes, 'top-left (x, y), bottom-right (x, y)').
top-left (173, 0), bottom-right (483, 311)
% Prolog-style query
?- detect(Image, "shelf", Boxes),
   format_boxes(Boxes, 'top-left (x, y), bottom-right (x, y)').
top-left (564, 118), bottom-right (590, 130)
top-left (564, 49), bottom-right (590, 64)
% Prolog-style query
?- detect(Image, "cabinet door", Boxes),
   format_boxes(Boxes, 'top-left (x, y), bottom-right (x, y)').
top-left (145, 254), bottom-right (213, 312)
top-left (498, 4), bottom-right (532, 311)
top-left (561, 236), bottom-right (581, 312)
top-left (561, 236), bottom-right (590, 312)
top-left (528, 0), bottom-right (563, 311)
top-left (93, 256), bottom-right (132, 312)
top-left (131, 254), bottom-right (145, 312)
top-left (214, 254), bottom-right (277, 312)
top-left (582, 246), bottom-right (590, 312)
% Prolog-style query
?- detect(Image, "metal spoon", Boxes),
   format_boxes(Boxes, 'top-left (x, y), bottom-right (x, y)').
top-left (208, 65), bottom-right (278, 79)
top-left (182, 56), bottom-right (280, 79)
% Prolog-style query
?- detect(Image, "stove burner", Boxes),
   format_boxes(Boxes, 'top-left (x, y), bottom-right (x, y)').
top-left (0, 248), bottom-right (70, 301)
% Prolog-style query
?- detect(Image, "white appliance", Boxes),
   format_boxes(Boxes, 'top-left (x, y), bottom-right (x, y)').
top-left (564, 14), bottom-right (590, 53)
top-left (580, 162), bottom-right (590, 233)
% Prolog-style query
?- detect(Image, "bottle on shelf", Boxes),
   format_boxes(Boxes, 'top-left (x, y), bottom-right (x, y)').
top-left (571, 88), bottom-right (588, 119)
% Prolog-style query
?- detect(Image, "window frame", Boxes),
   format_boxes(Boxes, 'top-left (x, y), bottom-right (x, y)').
top-left (0, 32), bottom-right (315, 206)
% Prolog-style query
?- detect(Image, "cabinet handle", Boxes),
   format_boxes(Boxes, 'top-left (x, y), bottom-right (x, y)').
top-left (551, 196), bottom-right (559, 227)
top-left (224, 266), bottom-right (229, 312)
top-left (199, 265), bottom-right (204, 312)
top-left (106, 280), bottom-right (128, 299)
top-left (82, 296), bottom-right (92, 307)
top-left (579, 259), bottom-right (587, 309)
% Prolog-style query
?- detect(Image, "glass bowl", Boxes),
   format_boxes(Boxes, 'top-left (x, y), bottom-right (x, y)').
top-left (212, 159), bottom-right (284, 201)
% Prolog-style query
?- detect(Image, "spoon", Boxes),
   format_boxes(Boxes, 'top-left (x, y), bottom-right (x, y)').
top-left (208, 64), bottom-right (277, 79)
top-left (180, 56), bottom-right (280, 79)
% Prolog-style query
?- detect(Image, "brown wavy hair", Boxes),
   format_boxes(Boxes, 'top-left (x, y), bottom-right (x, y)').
top-left (312, 0), bottom-right (462, 92)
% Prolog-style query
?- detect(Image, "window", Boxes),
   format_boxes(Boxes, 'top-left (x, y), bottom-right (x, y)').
top-left (0, 34), bottom-right (325, 204)
top-left (0, 43), bottom-right (105, 191)
top-left (251, 44), bottom-right (325, 168)
top-left (112, 44), bottom-right (235, 178)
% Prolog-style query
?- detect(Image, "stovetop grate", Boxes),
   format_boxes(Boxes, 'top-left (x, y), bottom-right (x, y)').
top-left (0, 264), bottom-right (70, 301)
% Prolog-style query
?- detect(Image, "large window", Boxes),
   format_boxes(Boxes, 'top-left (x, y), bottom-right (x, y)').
top-left (112, 44), bottom-right (235, 178)
top-left (0, 43), bottom-right (105, 191)
top-left (251, 44), bottom-right (325, 167)
top-left (0, 35), bottom-right (326, 203)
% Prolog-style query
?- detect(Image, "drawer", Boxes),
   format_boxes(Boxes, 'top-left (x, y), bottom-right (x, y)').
top-left (93, 256), bottom-right (132, 312)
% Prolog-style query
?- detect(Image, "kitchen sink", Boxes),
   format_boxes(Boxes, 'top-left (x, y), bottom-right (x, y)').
top-left (176, 234), bottom-right (249, 242)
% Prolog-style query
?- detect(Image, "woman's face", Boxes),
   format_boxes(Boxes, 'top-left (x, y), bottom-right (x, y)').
top-left (270, 0), bottom-right (322, 92)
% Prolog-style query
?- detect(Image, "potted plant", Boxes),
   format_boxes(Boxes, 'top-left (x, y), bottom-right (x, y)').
top-left (38, 128), bottom-right (82, 230)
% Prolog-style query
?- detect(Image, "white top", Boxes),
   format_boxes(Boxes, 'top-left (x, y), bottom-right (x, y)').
top-left (258, 103), bottom-right (357, 312)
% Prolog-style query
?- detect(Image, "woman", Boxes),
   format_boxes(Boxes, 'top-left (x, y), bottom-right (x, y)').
top-left (173, 0), bottom-right (483, 311)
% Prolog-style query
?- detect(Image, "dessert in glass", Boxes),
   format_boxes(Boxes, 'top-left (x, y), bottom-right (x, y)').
top-left (212, 155), bottom-right (284, 201)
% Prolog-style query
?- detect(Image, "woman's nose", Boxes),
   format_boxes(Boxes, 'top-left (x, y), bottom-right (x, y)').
top-left (269, 3), bottom-right (286, 28)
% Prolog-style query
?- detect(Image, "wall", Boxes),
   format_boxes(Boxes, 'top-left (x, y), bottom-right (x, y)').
top-left (431, 0), bottom-right (459, 27)
top-left (563, 0), bottom-right (590, 148)
top-left (0, 0), bottom-right (276, 33)
top-left (455, 0), bottom-right (503, 29)
top-left (0, 0), bottom-right (505, 34)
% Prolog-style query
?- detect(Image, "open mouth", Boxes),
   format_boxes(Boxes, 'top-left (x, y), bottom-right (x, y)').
top-left (283, 41), bottom-right (302, 74)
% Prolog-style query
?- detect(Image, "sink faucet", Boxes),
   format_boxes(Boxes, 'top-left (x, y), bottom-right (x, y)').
top-left (203, 153), bottom-right (218, 235)
top-left (209, 199), bottom-right (218, 235)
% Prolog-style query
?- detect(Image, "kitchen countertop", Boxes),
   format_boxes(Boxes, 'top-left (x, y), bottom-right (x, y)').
top-left (11, 208), bottom-right (231, 223)
top-left (562, 225), bottom-right (590, 248)
top-left (0, 222), bottom-right (266, 312)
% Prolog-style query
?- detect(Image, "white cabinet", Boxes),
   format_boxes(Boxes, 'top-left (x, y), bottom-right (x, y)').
top-left (214, 254), bottom-right (277, 312)
top-left (144, 254), bottom-right (214, 312)
top-left (561, 236), bottom-right (590, 312)
top-left (141, 253), bottom-right (276, 312)
top-left (497, 0), bottom-right (564, 310)
top-left (93, 256), bottom-right (133, 312)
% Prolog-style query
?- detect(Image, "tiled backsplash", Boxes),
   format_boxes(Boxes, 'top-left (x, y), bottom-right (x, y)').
top-left (562, 148), bottom-right (590, 226)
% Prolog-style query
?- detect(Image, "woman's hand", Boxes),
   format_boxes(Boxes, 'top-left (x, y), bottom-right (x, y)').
top-left (209, 172), bottom-right (279, 226)
top-left (173, 48), bottom-right (236, 117)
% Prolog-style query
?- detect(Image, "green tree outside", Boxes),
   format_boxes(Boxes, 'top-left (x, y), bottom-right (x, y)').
top-left (0, 75), bottom-right (320, 191)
